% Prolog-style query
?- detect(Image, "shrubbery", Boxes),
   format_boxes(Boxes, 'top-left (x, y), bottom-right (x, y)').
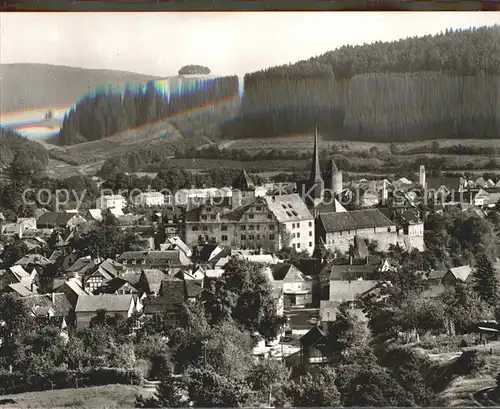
top-left (0, 368), bottom-right (143, 395)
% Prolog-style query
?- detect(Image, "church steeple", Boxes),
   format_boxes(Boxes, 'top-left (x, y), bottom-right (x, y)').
top-left (310, 125), bottom-right (323, 184)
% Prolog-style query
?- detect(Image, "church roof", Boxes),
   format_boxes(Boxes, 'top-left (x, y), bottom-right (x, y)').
top-left (329, 158), bottom-right (339, 174)
top-left (232, 169), bottom-right (255, 191)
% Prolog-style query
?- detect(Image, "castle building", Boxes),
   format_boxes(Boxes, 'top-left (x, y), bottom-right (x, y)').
top-left (184, 169), bottom-right (315, 255)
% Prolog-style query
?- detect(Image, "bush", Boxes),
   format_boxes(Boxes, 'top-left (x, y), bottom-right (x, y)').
top-left (456, 350), bottom-right (487, 376)
top-left (0, 368), bottom-right (143, 395)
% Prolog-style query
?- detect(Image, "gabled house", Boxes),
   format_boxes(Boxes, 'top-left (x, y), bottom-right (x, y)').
top-left (37, 212), bottom-right (87, 230)
top-left (137, 269), bottom-right (167, 295)
top-left (53, 278), bottom-right (89, 309)
top-left (23, 293), bottom-right (72, 324)
top-left (192, 244), bottom-right (223, 264)
top-left (14, 254), bottom-right (52, 275)
top-left (142, 278), bottom-right (186, 316)
top-left (4, 282), bottom-right (36, 297)
top-left (442, 265), bottom-right (472, 286)
top-left (269, 263), bottom-right (314, 307)
top-left (75, 294), bottom-right (140, 329)
top-left (94, 277), bottom-right (142, 295)
top-left (0, 265), bottom-right (37, 292)
top-left (162, 237), bottom-right (192, 258)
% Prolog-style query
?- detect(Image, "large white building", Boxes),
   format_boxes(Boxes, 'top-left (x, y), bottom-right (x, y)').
top-left (133, 191), bottom-right (165, 207)
top-left (96, 195), bottom-right (127, 211)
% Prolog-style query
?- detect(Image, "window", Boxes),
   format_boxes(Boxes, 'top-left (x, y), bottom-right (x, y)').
top-left (201, 215), bottom-right (207, 221)
top-left (192, 226), bottom-right (198, 231)
top-left (256, 235), bottom-right (260, 240)
top-left (222, 235), bottom-right (228, 241)
top-left (241, 235), bottom-right (246, 240)
top-left (249, 214), bottom-right (254, 219)
top-left (297, 232), bottom-right (300, 238)
top-left (292, 223), bottom-right (295, 229)
top-left (297, 223), bottom-right (300, 228)
top-left (221, 225), bottom-right (227, 231)
top-left (269, 234), bottom-right (275, 240)
top-left (297, 243), bottom-right (301, 249)
top-left (292, 233), bottom-right (295, 238)
top-left (211, 215), bottom-right (216, 220)
top-left (309, 242), bottom-right (313, 247)
top-left (249, 235), bottom-right (255, 240)
top-left (309, 221), bottom-right (312, 227)
top-left (309, 231), bottom-right (312, 236)
top-left (267, 214), bottom-right (272, 220)
top-left (293, 243), bottom-right (296, 248)
top-left (270, 225), bottom-right (275, 230)
top-left (387, 227), bottom-right (391, 232)
top-left (249, 225), bottom-right (254, 230)
top-left (256, 225), bottom-right (260, 230)
top-left (241, 225), bottom-right (246, 231)
top-left (203, 226), bottom-right (208, 231)
top-left (256, 206), bottom-right (262, 211)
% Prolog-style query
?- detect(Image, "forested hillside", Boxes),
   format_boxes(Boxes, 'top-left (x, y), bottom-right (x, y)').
top-left (222, 25), bottom-right (500, 142)
top-left (55, 26), bottom-right (500, 146)
top-left (58, 76), bottom-right (239, 145)
top-left (0, 64), bottom-right (159, 113)
top-left (0, 128), bottom-right (48, 186)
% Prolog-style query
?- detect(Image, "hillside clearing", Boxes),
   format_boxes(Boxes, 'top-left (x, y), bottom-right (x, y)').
top-left (0, 384), bottom-right (153, 409)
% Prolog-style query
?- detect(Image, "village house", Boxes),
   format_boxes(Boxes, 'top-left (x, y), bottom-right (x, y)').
top-left (442, 265), bottom-right (473, 286)
top-left (1, 217), bottom-right (37, 238)
top-left (36, 212), bottom-right (86, 230)
top-left (53, 278), bottom-right (89, 309)
top-left (0, 265), bottom-right (37, 292)
top-left (266, 263), bottom-right (314, 307)
top-left (96, 194), bottom-right (127, 211)
top-left (161, 206), bottom-right (185, 240)
top-left (74, 294), bottom-right (141, 329)
top-left (86, 207), bottom-right (124, 222)
top-left (117, 250), bottom-right (191, 269)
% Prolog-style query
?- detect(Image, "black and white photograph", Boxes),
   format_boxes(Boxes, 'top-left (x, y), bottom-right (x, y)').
top-left (0, 9), bottom-right (500, 408)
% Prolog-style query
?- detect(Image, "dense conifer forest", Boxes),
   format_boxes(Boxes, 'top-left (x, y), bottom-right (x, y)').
top-left (58, 76), bottom-right (240, 145)
top-left (223, 25), bottom-right (500, 141)
top-left (58, 26), bottom-right (499, 145)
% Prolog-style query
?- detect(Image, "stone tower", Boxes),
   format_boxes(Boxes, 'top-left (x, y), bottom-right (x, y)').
top-left (327, 157), bottom-right (343, 197)
top-left (419, 165), bottom-right (426, 187)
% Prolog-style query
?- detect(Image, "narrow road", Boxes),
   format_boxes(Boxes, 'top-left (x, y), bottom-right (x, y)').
top-left (472, 387), bottom-right (499, 407)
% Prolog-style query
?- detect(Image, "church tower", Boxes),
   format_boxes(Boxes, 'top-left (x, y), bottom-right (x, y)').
top-left (305, 126), bottom-right (324, 208)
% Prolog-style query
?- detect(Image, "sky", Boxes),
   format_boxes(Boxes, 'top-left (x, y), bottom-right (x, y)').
top-left (1, 12), bottom-right (499, 77)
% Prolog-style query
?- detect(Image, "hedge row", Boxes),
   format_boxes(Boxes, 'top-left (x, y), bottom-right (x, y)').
top-left (0, 367), bottom-right (143, 395)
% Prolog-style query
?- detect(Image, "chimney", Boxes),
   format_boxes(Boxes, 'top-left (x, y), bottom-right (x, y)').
top-left (349, 256), bottom-right (353, 265)
top-left (51, 292), bottom-right (56, 304)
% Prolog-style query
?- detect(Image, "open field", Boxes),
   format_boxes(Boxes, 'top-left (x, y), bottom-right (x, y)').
top-left (219, 136), bottom-right (500, 153)
top-left (0, 384), bottom-right (153, 409)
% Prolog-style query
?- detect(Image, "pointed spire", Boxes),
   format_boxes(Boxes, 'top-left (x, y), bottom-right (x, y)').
top-left (310, 126), bottom-right (323, 183)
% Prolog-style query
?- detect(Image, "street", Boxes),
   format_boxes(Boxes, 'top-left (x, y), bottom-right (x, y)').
top-left (285, 307), bottom-right (320, 330)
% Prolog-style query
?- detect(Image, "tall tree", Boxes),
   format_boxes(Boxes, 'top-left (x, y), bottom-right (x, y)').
top-left (473, 252), bottom-right (500, 306)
